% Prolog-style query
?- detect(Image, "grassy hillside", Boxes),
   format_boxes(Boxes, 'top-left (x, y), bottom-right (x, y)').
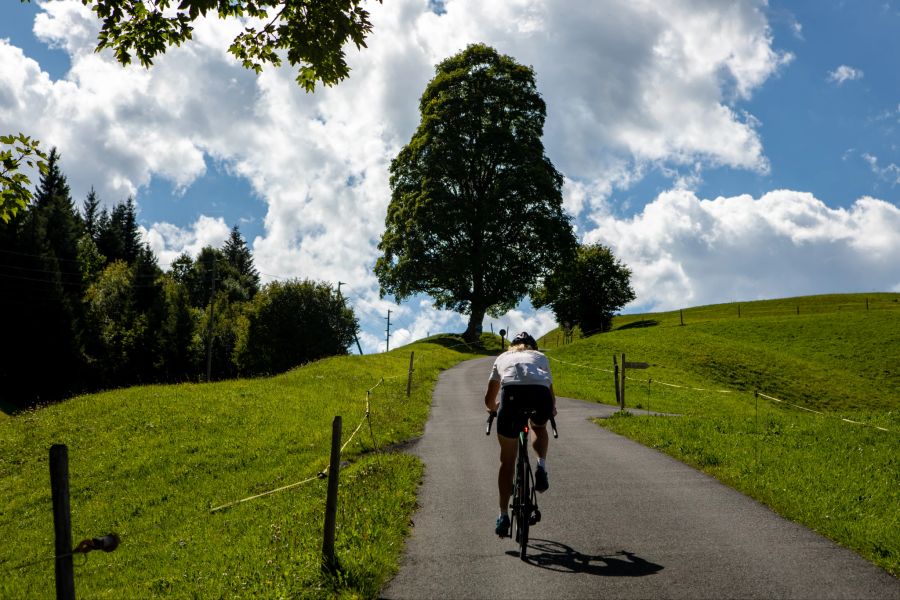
top-left (538, 293), bottom-right (900, 576)
top-left (0, 335), bottom-right (498, 599)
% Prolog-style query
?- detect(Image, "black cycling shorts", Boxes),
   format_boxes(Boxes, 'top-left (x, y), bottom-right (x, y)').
top-left (496, 384), bottom-right (553, 438)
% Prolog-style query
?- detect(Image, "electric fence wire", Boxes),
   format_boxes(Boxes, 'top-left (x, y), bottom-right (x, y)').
top-left (208, 375), bottom-right (395, 514)
top-left (546, 350), bottom-right (893, 433)
top-left (2, 372), bottom-right (402, 576)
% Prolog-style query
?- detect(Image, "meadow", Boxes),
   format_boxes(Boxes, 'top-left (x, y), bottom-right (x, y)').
top-left (0, 335), bottom-right (498, 599)
top-left (539, 293), bottom-right (900, 576)
top-left (3, 292), bottom-right (897, 598)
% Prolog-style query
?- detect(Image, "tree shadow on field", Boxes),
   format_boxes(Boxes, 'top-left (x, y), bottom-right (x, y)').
top-left (615, 319), bottom-right (660, 331)
top-left (508, 540), bottom-right (664, 577)
top-left (421, 334), bottom-right (501, 355)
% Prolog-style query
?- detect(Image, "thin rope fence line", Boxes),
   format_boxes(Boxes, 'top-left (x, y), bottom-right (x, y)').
top-left (548, 351), bottom-right (894, 434)
top-left (648, 379), bottom-right (734, 393)
top-left (210, 374), bottom-right (389, 514)
top-left (209, 474), bottom-right (323, 513)
top-left (1, 551), bottom-right (74, 574)
top-left (547, 353), bottom-right (729, 393)
top-left (6, 372), bottom-right (399, 574)
top-left (1, 535), bottom-right (128, 575)
top-left (757, 392), bottom-right (892, 433)
top-left (545, 353), bottom-right (614, 374)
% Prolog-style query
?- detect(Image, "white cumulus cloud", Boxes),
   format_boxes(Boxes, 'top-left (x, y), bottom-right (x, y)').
top-left (1, 0), bottom-right (825, 350)
top-left (827, 64), bottom-right (864, 85)
top-left (585, 190), bottom-right (900, 312)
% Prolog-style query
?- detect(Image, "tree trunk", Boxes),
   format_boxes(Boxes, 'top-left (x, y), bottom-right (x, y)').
top-left (464, 306), bottom-right (486, 342)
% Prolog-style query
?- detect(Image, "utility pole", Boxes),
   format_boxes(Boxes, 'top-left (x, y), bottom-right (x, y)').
top-left (205, 259), bottom-right (217, 382)
top-left (385, 310), bottom-right (392, 352)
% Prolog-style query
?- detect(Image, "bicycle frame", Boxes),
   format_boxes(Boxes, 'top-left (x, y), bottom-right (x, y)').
top-left (486, 410), bottom-right (557, 561)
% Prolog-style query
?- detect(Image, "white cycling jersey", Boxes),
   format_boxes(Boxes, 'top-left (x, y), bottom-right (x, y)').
top-left (488, 349), bottom-right (553, 388)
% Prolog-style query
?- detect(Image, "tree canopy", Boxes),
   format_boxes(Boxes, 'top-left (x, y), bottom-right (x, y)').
top-left (7, 0), bottom-right (381, 218)
top-left (1, 134), bottom-right (48, 223)
top-left (1, 154), bottom-right (358, 406)
top-left (51, 0), bottom-right (380, 92)
top-left (533, 243), bottom-right (636, 335)
top-left (236, 279), bottom-right (358, 375)
top-left (375, 44), bottom-right (576, 340)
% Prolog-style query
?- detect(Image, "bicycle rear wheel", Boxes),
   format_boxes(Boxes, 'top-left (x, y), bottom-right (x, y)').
top-left (515, 444), bottom-right (530, 560)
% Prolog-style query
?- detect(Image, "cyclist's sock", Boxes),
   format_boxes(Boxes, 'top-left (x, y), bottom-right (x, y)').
top-left (537, 458), bottom-right (547, 470)
top-left (499, 509), bottom-right (509, 518)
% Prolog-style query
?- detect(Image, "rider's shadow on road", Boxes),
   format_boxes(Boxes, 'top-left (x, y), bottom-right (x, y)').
top-left (508, 540), bottom-right (663, 577)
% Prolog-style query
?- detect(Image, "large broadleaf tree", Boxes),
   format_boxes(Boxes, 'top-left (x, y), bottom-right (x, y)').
top-left (375, 44), bottom-right (576, 340)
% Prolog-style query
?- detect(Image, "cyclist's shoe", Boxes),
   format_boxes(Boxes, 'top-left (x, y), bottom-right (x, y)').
top-left (495, 514), bottom-right (510, 537)
top-left (535, 466), bottom-right (549, 493)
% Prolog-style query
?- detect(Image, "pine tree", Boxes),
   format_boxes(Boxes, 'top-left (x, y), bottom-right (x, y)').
top-left (222, 225), bottom-right (260, 300)
top-left (4, 149), bottom-right (87, 404)
top-left (83, 187), bottom-right (101, 240)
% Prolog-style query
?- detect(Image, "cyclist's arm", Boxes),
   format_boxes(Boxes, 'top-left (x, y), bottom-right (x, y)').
top-left (485, 379), bottom-right (500, 413)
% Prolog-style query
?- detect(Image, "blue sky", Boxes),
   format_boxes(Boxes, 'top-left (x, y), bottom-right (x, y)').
top-left (1, 0), bottom-right (898, 351)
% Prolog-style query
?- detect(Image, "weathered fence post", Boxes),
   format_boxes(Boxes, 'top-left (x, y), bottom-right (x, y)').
top-left (680, 309), bottom-right (684, 326)
top-left (613, 356), bottom-right (621, 409)
top-left (406, 351), bottom-right (415, 397)
top-left (322, 416), bottom-right (342, 573)
top-left (50, 444), bottom-right (75, 600)
top-left (620, 353), bottom-right (627, 410)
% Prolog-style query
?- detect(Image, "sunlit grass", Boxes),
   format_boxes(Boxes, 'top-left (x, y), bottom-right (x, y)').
top-left (0, 334), bottom-right (499, 598)
top-left (538, 293), bottom-right (900, 576)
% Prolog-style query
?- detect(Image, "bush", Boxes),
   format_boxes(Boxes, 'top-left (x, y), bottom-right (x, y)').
top-left (235, 279), bottom-right (358, 375)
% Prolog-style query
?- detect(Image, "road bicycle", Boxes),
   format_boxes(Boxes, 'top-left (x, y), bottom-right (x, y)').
top-left (486, 409), bottom-right (558, 560)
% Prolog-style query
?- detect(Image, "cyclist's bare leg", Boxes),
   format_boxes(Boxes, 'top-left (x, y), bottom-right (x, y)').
top-left (497, 433), bottom-right (517, 512)
top-left (530, 422), bottom-right (549, 460)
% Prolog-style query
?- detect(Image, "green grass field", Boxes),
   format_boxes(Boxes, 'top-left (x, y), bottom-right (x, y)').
top-left (3, 292), bottom-right (898, 597)
top-left (0, 335), bottom-right (497, 599)
top-left (539, 293), bottom-right (900, 576)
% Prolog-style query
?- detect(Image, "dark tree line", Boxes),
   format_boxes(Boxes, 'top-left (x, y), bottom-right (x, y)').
top-left (0, 150), bottom-right (358, 409)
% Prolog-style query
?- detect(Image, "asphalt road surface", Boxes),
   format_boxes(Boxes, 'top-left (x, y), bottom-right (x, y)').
top-left (381, 357), bottom-right (899, 599)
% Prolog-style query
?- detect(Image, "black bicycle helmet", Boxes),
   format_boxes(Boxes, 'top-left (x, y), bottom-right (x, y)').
top-left (510, 331), bottom-right (537, 349)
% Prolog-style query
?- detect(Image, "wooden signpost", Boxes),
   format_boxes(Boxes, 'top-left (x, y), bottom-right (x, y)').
top-left (615, 354), bottom-right (650, 409)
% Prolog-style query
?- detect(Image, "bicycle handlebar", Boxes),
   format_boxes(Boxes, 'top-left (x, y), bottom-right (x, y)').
top-left (485, 411), bottom-right (559, 438)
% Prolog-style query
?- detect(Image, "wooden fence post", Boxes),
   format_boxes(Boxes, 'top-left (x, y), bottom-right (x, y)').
top-left (613, 356), bottom-right (621, 409)
top-left (49, 444), bottom-right (75, 600)
top-left (620, 353), bottom-right (626, 410)
top-left (406, 351), bottom-right (415, 397)
top-left (680, 309), bottom-right (684, 326)
top-left (322, 416), bottom-right (342, 573)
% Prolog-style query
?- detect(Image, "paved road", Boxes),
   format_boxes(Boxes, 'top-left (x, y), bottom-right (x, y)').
top-left (381, 357), bottom-right (899, 599)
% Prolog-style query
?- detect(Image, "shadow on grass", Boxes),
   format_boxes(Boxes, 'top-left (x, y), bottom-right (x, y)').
top-left (508, 540), bottom-right (664, 577)
top-left (615, 319), bottom-right (660, 331)
top-left (0, 399), bottom-right (24, 417)
top-left (420, 333), bottom-right (502, 355)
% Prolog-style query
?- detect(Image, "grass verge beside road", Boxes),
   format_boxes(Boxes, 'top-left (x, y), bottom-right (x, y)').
top-left (0, 335), bottom-right (497, 598)
top-left (540, 294), bottom-right (899, 576)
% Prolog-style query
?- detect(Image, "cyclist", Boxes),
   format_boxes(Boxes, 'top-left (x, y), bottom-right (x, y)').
top-left (484, 331), bottom-right (557, 537)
